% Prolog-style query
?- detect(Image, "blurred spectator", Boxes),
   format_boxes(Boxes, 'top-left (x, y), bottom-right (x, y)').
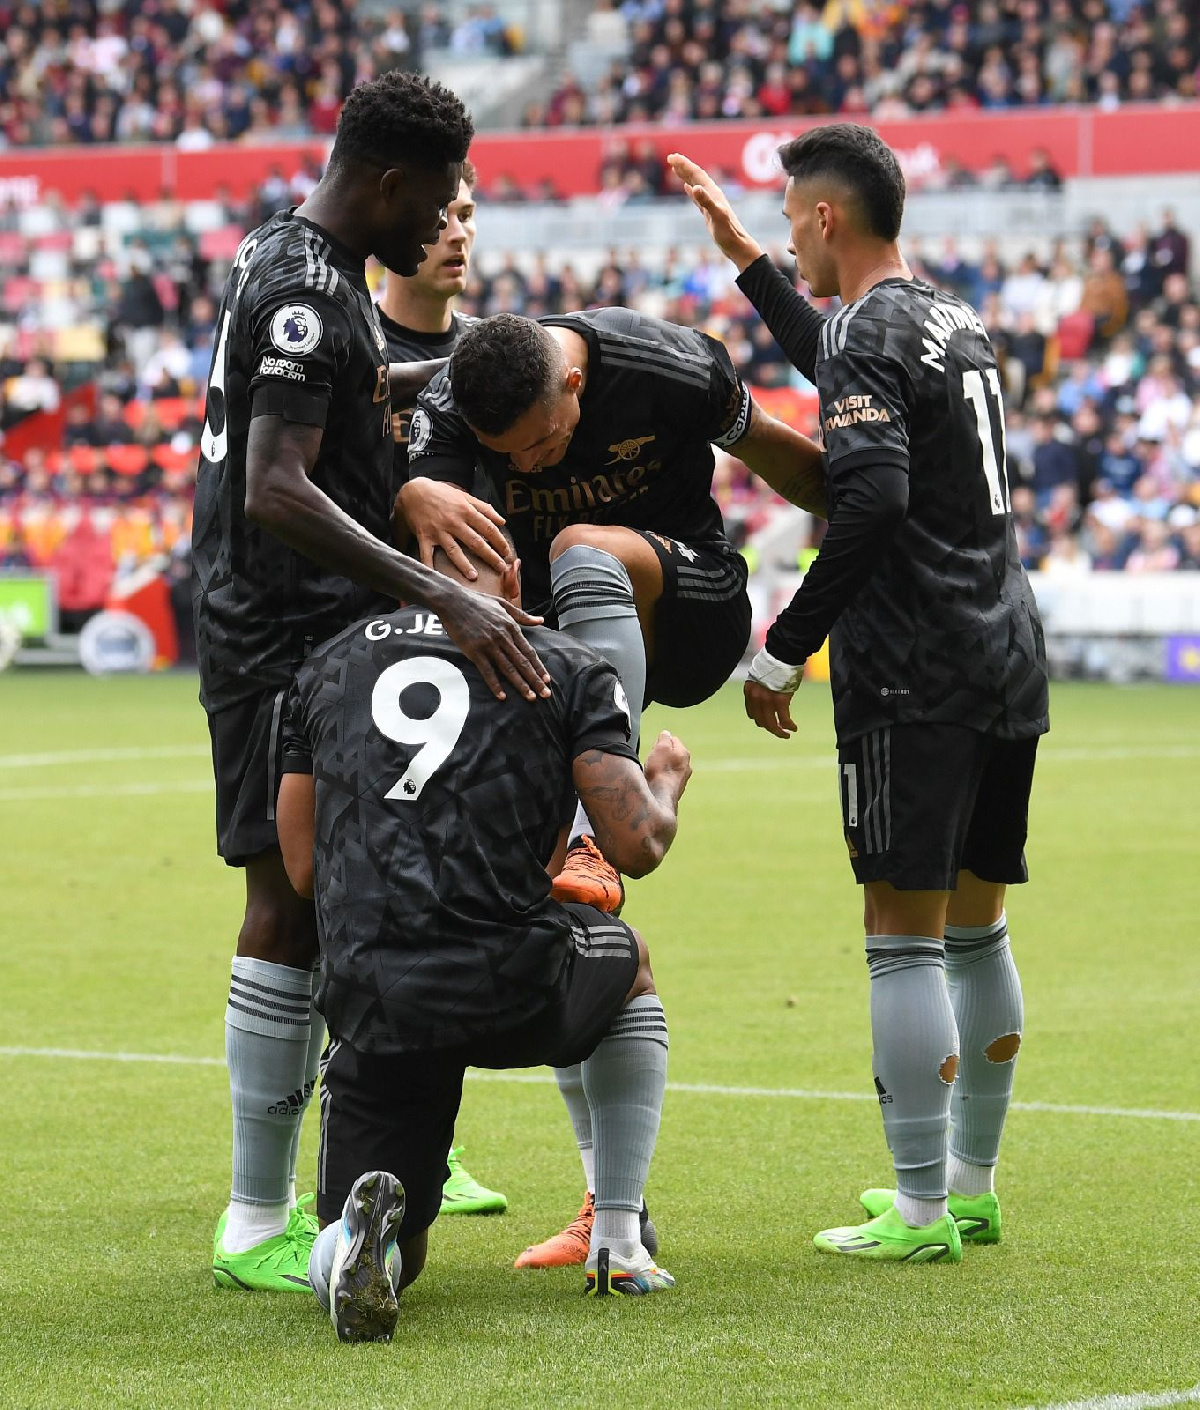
top-left (1152, 209), bottom-right (1191, 281)
top-left (92, 392), bottom-right (132, 447)
top-left (1079, 248), bottom-right (1129, 342)
top-left (1024, 148), bottom-right (1063, 191)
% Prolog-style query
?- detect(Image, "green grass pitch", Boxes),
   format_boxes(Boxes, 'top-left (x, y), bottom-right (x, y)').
top-left (1, 670), bottom-right (1198, 1409)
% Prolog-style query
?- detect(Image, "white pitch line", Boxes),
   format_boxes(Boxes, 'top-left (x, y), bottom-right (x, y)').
top-left (0, 1046), bottom-right (226, 1067)
top-left (1, 1047), bottom-right (1196, 1123)
top-left (0, 744), bottom-right (209, 769)
top-left (703, 744), bottom-right (1200, 773)
top-left (0, 779), bottom-right (212, 803)
top-left (3, 741), bottom-right (1196, 802)
top-left (1016, 1383), bottom-right (1200, 1410)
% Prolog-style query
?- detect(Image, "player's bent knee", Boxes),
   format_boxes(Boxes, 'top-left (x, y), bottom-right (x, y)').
top-left (239, 851), bottom-right (319, 966)
top-left (549, 524), bottom-right (607, 560)
top-left (625, 931), bottom-right (657, 1000)
top-left (237, 895), bottom-right (318, 967)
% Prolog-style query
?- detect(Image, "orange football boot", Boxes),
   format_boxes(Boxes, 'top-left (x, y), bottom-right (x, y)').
top-left (551, 836), bottom-right (625, 913)
top-left (514, 1192), bottom-right (594, 1269)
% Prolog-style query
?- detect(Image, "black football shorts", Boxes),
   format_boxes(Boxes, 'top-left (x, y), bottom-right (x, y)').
top-left (316, 904), bottom-right (640, 1235)
top-left (207, 687), bottom-right (289, 867)
top-left (836, 723), bottom-right (1039, 891)
top-left (636, 532), bottom-right (751, 709)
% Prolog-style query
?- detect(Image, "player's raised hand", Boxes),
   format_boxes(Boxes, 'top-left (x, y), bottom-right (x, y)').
top-left (644, 730), bottom-right (693, 799)
top-left (744, 680), bottom-right (799, 740)
top-left (438, 581), bottom-right (551, 702)
top-left (667, 153), bottom-right (764, 273)
top-left (399, 478), bottom-right (510, 578)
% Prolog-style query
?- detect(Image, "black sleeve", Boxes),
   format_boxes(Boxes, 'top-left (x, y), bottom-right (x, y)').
top-left (736, 255), bottom-right (826, 383)
top-left (280, 676), bottom-right (314, 776)
top-left (563, 656), bottom-right (641, 763)
top-left (247, 291), bottom-right (355, 429)
top-left (764, 462), bottom-right (909, 666)
top-left (819, 322), bottom-right (911, 474)
top-left (402, 370), bottom-right (477, 489)
top-left (691, 332), bottom-right (754, 448)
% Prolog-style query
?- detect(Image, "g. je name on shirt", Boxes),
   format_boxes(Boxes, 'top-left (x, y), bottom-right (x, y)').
top-left (364, 614), bottom-right (445, 641)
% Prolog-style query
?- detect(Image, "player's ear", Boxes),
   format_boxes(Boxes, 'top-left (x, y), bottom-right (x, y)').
top-left (502, 557), bottom-right (522, 606)
top-left (379, 166), bottom-right (405, 203)
top-left (565, 366), bottom-right (584, 393)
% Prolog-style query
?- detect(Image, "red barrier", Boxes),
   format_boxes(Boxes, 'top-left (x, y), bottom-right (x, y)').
top-left (0, 105), bottom-right (1197, 206)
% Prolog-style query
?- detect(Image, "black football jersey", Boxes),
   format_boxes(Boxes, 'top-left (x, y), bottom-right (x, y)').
top-left (405, 307), bottom-right (750, 606)
top-left (810, 279), bottom-right (1048, 741)
top-left (282, 607), bottom-right (638, 1053)
top-left (379, 307), bottom-right (475, 492)
top-left (191, 210), bottom-right (395, 713)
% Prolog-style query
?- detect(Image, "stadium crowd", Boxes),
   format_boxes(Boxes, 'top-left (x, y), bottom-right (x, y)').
top-left (0, 175), bottom-right (1198, 637)
top-left (536, 0), bottom-right (1200, 129)
top-left (2, 0), bottom-right (1197, 152)
top-left (0, 1), bottom-right (525, 151)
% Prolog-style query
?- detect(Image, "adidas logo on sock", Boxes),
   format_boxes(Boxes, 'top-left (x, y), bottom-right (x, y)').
top-left (874, 1076), bottom-right (894, 1106)
top-left (267, 1086), bottom-right (309, 1116)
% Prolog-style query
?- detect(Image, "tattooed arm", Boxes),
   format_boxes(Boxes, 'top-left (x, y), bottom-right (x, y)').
top-left (572, 730), bottom-right (692, 878)
top-left (732, 400), bottom-right (828, 519)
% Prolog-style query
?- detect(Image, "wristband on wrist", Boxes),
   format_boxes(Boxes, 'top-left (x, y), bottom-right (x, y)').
top-left (747, 646), bottom-right (804, 694)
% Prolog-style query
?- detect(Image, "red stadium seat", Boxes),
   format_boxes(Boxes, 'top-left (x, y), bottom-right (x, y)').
top-left (152, 397), bottom-right (191, 429)
top-left (1056, 311), bottom-right (1094, 362)
top-left (152, 443), bottom-right (196, 473)
top-left (68, 445), bottom-right (100, 474)
top-left (3, 275), bottom-right (39, 312)
top-left (123, 401), bottom-right (146, 430)
top-left (199, 226), bottom-right (248, 261)
top-left (34, 231), bottom-right (73, 253)
top-left (106, 444), bottom-right (151, 477)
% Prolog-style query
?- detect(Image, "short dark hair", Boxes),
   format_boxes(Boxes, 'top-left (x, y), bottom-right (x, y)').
top-left (330, 70), bottom-right (473, 173)
top-left (461, 157), bottom-right (478, 191)
top-left (777, 123), bottom-right (905, 241)
top-left (450, 314), bottom-right (560, 435)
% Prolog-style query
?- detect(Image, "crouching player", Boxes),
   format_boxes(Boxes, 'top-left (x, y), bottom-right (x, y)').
top-left (275, 542), bottom-right (689, 1341)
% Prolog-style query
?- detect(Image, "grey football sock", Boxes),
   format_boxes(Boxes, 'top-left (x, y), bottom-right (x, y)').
top-left (554, 1063), bottom-right (595, 1191)
top-left (309, 1201), bottom-right (403, 1314)
top-left (866, 935), bottom-right (959, 1204)
top-left (226, 956), bottom-right (313, 1206)
top-left (308, 1221), bottom-right (338, 1312)
top-left (286, 969), bottom-right (325, 1203)
top-left (582, 995), bottom-right (669, 1255)
top-left (945, 913), bottom-right (1023, 1176)
top-left (550, 544), bottom-right (645, 747)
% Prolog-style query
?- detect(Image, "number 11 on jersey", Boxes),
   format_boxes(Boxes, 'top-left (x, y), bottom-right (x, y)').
top-left (962, 368), bottom-right (1009, 516)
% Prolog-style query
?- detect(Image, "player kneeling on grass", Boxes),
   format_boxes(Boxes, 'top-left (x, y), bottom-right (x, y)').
top-left (275, 541), bottom-right (688, 1341)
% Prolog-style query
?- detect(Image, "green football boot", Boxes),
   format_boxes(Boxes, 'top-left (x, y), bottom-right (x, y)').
top-left (813, 1204), bottom-right (963, 1263)
top-left (212, 1206), bottom-right (317, 1292)
top-left (439, 1147), bottom-right (508, 1216)
top-left (859, 1187), bottom-right (1002, 1244)
top-left (290, 1192), bottom-right (320, 1237)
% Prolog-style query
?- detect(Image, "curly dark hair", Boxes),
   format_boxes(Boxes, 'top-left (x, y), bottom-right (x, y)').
top-left (450, 314), bottom-right (560, 435)
top-left (330, 70), bottom-right (474, 172)
top-left (777, 123), bottom-right (905, 242)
